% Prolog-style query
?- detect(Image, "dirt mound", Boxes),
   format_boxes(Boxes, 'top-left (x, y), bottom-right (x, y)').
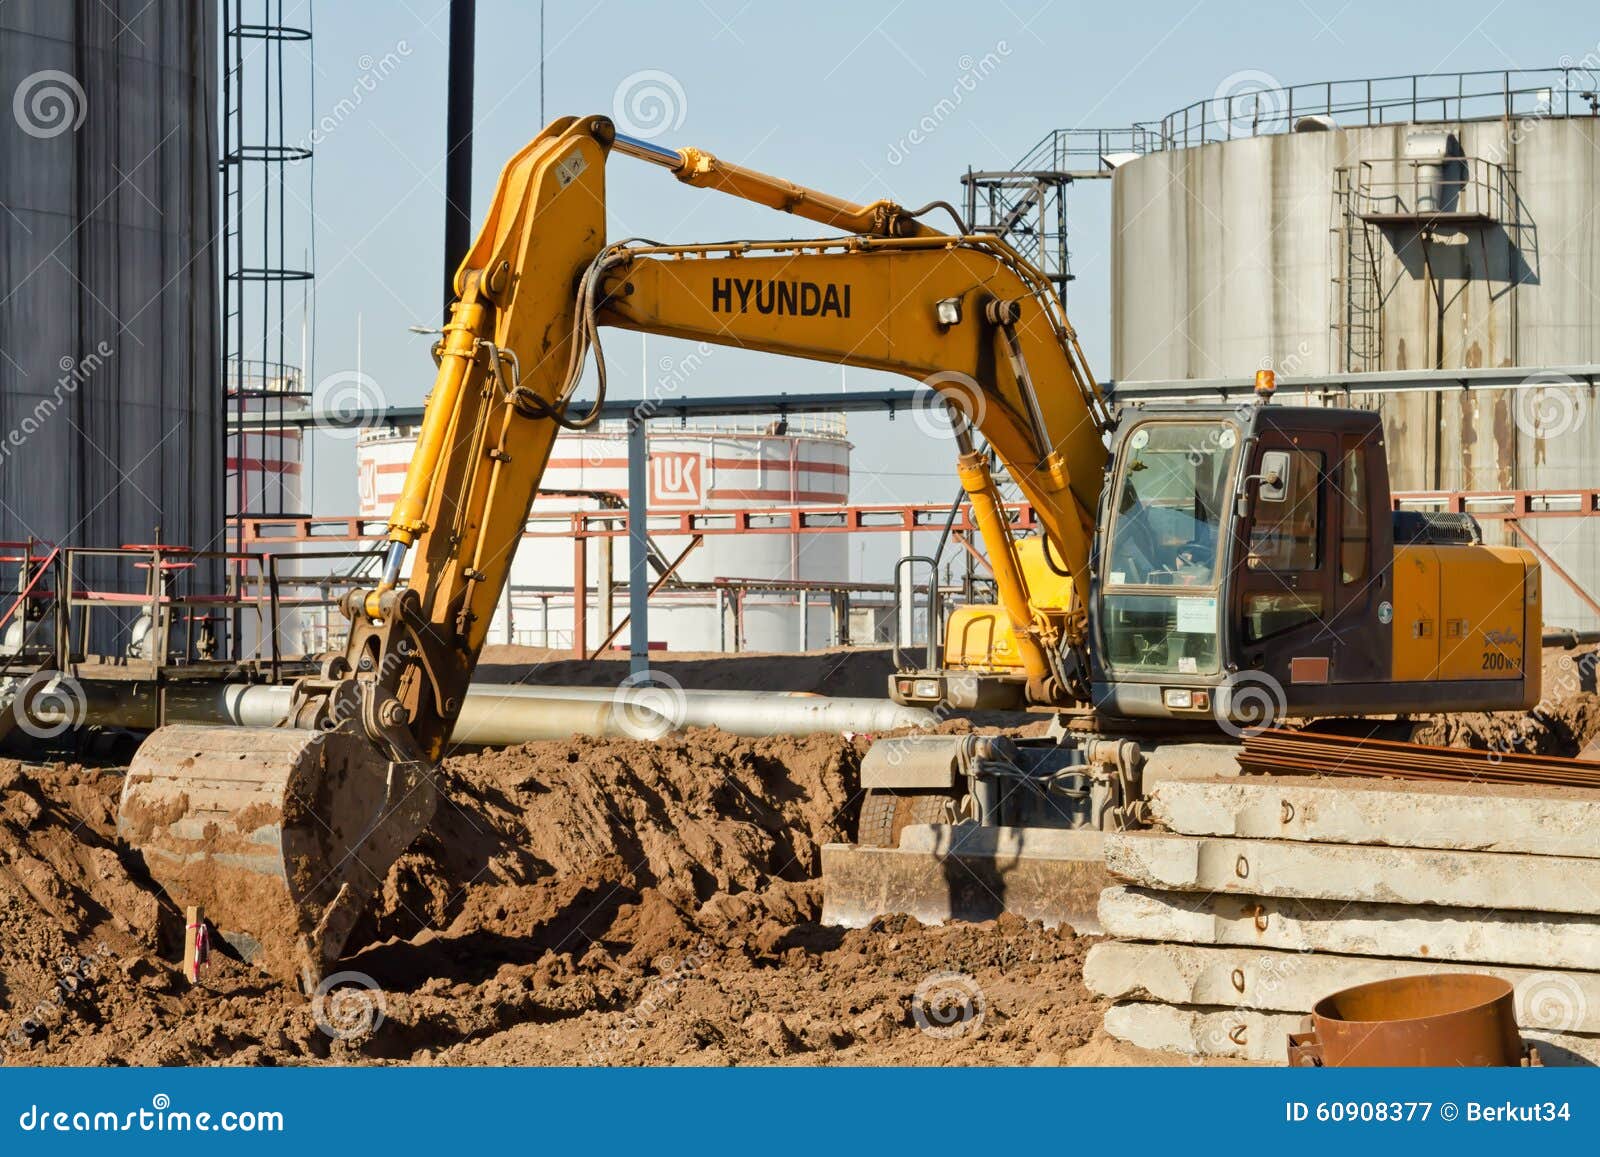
top-left (435, 913), bottom-right (1097, 1066)
top-left (353, 729), bottom-right (863, 975)
top-left (0, 729), bottom-right (1100, 1067)
top-left (1408, 692), bottom-right (1600, 757)
top-left (0, 760), bottom-right (169, 1065)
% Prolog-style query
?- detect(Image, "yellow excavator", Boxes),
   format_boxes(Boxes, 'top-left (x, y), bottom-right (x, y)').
top-left (118, 115), bottom-right (1541, 986)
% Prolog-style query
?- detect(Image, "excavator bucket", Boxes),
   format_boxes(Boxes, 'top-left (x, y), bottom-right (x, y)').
top-left (118, 723), bottom-right (437, 988)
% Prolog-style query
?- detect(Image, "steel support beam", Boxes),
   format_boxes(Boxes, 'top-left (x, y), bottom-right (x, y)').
top-left (233, 389), bottom-right (924, 431)
top-left (627, 416), bottom-right (650, 676)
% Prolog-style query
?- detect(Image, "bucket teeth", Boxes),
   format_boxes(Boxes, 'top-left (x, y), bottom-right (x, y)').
top-left (119, 723), bottom-right (437, 989)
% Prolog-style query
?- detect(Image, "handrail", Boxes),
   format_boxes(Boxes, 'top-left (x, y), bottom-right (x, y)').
top-left (0, 546), bottom-right (59, 636)
top-left (0, 545), bottom-right (61, 686)
top-left (1158, 66), bottom-right (1598, 151)
top-left (1011, 67), bottom-right (1600, 170)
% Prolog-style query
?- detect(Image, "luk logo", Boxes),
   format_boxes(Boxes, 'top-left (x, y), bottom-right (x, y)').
top-left (650, 451), bottom-right (702, 505)
top-left (358, 459), bottom-right (378, 511)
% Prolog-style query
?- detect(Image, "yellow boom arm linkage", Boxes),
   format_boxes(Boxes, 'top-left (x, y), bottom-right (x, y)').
top-left (375, 115), bottom-right (1111, 740)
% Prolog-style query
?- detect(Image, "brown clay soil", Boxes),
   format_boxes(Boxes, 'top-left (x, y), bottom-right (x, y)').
top-left (1399, 645), bottom-right (1600, 756)
top-left (1, 645), bottom-right (1596, 1067)
top-left (0, 730), bottom-right (1114, 1067)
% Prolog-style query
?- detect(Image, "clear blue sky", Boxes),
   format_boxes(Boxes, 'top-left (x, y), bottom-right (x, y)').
top-left (276, 0), bottom-right (1583, 573)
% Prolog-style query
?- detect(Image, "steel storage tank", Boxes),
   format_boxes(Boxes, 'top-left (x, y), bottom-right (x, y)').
top-left (0, 4), bottom-right (221, 565)
top-left (1110, 76), bottom-right (1599, 630)
top-left (358, 416), bottom-right (852, 652)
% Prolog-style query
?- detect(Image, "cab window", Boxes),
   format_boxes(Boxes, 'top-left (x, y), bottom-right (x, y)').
top-left (1247, 449), bottom-right (1322, 571)
top-left (1244, 448), bottom-right (1325, 642)
top-left (1340, 447), bottom-right (1369, 584)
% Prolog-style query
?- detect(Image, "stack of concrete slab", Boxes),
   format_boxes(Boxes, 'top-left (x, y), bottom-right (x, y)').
top-left (1085, 775), bottom-right (1600, 1064)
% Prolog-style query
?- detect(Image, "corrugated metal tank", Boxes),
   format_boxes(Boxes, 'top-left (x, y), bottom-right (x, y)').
top-left (357, 417), bottom-right (853, 652)
top-left (1112, 118), bottom-right (1600, 378)
top-left (0, 3), bottom-right (220, 558)
top-left (1111, 116), bottom-right (1599, 629)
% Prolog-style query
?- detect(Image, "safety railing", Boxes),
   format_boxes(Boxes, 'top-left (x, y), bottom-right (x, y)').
top-left (1010, 67), bottom-right (1600, 168)
top-left (1155, 67), bottom-right (1599, 150)
top-left (1344, 154), bottom-right (1512, 222)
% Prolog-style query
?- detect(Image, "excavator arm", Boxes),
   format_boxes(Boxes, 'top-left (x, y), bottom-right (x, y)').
top-left (120, 114), bottom-right (1110, 987)
top-left (596, 237), bottom-right (1106, 695)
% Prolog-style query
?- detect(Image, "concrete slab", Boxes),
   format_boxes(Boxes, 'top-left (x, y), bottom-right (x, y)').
top-left (1103, 1002), bottom-right (1599, 1066)
top-left (1105, 831), bottom-right (1600, 915)
top-left (1098, 886), bottom-right (1600, 972)
top-left (1102, 1002), bottom-right (1296, 1063)
top-left (1140, 742), bottom-right (1241, 789)
top-left (1149, 776), bottom-right (1600, 859)
top-left (820, 835), bottom-right (1107, 933)
top-left (1085, 941), bottom-right (1600, 1033)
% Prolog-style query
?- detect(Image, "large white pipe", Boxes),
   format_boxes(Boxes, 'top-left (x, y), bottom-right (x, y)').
top-left (153, 680), bottom-right (934, 743)
top-left (160, 683), bottom-right (674, 743)
top-left (480, 683), bottom-right (938, 735)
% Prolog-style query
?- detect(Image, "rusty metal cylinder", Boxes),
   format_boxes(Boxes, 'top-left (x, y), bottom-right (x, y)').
top-left (1297, 973), bottom-right (1525, 1067)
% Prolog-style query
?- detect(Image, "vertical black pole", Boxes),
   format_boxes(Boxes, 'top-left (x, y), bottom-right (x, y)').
top-left (444, 0), bottom-right (475, 321)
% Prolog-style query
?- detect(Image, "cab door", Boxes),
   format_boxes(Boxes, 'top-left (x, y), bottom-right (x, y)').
top-left (1233, 431), bottom-right (1340, 692)
top-left (1233, 423), bottom-right (1394, 707)
top-left (1321, 432), bottom-right (1393, 685)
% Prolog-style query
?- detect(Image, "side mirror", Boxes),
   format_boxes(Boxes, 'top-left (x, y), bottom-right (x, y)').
top-left (1257, 450), bottom-right (1289, 503)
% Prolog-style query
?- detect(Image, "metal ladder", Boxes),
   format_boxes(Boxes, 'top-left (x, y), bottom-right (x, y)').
top-left (1333, 166), bottom-right (1384, 373)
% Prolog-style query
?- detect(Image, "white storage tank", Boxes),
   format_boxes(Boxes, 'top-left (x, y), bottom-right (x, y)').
top-left (357, 415), bottom-right (852, 652)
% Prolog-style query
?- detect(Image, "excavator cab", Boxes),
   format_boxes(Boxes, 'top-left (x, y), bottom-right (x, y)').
top-left (1090, 400), bottom-right (1538, 725)
top-left (895, 395), bottom-right (1537, 732)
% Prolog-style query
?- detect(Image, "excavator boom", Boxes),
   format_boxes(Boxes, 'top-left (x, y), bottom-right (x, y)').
top-left (120, 115), bottom-right (1110, 986)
